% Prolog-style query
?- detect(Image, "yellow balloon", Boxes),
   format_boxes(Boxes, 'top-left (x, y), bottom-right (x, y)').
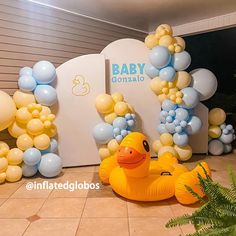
top-left (0, 90), bottom-right (16, 131)
top-left (16, 107), bottom-right (32, 124)
top-left (144, 34), bottom-right (158, 49)
top-left (158, 146), bottom-right (178, 157)
top-left (98, 146), bottom-right (111, 160)
top-left (0, 157), bottom-right (8, 173)
top-left (111, 92), bottom-right (124, 103)
top-left (34, 134), bottom-right (50, 150)
top-left (5, 165), bottom-right (22, 182)
top-left (107, 139), bottom-right (119, 153)
top-left (0, 141), bottom-right (10, 157)
top-left (104, 112), bottom-right (117, 124)
top-left (150, 77), bottom-right (162, 95)
top-left (44, 124), bottom-right (57, 138)
top-left (174, 145), bottom-right (192, 161)
top-left (27, 118), bottom-right (44, 136)
top-left (208, 125), bottom-right (222, 138)
top-left (155, 24), bottom-right (173, 37)
top-left (114, 102), bottom-right (129, 116)
top-left (176, 71), bottom-right (191, 89)
top-left (16, 134), bottom-right (33, 151)
top-left (40, 106), bottom-right (52, 116)
top-left (95, 94), bottom-right (114, 114)
top-left (8, 121), bottom-right (26, 138)
top-left (13, 91), bottom-right (36, 109)
top-left (160, 133), bottom-right (173, 146)
top-left (7, 148), bottom-right (23, 165)
top-left (174, 37), bottom-right (186, 50)
top-left (159, 35), bottom-right (175, 48)
top-left (0, 172), bottom-right (6, 183)
top-left (208, 108), bottom-right (226, 126)
top-left (152, 140), bottom-right (163, 153)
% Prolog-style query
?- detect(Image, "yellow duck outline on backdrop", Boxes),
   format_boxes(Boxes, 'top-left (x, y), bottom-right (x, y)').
top-left (99, 132), bottom-right (211, 204)
top-left (72, 75), bottom-right (90, 96)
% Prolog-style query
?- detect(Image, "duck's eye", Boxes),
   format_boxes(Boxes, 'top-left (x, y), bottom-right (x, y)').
top-left (143, 140), bottom-right (150, 152)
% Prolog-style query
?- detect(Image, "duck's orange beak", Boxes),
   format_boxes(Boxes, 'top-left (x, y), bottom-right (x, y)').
top-left (117, 146), bottom-right (146, 169)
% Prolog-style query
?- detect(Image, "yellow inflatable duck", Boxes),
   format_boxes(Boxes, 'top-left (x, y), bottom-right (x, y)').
top-left (99, 132), bottom-right (211, 204)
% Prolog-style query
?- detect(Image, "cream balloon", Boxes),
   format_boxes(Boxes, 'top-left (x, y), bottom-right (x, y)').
top-left (208, 108), bottom-right (226, 126)
top-left (176, 71), bottom-right (191, 89)
top-left (114, 102), bottom-right (129, 116)
top-left (150, 77), bottom-right (162, 95)
top-left (208, 125), bottom-right (222, 138)
top-left (144, 34), bottom-right (158, 49)
top-left (0, 172), bottom-right (6, 183)
top-left (0, 157), bottom-right (8, 173)
top-left (16, 107), bottom-right (32, 124)
top-left (98, 146), bottom-right (111, 160)
top-left (174, 37), bottom-right (186, 50)
top-left (158, 146), bottom-right (178, 157)
top-left (13, 91), bottom-right (36, 109)
top-left (107, 139), bottom-right (119, 153)
top-left (95, 94), bottom-right (114, 114)
top-left (104, 113), bottom-right (117, 124)
top-left (8, 121), bottom-right (27, 138)
top-left (16, 134), bottom-right (34, 151)
top-left (111, 92), bottom-right (124, 103)
top-left (34, 134), bottom-right (50, 150)
top-left (0, 141), bottom-right (10, 157)
top-left (5, 165), bottom-right (22, 182)
top-left (174, 145), bottom-right (192, 161)
top-left (152, 140), bottom-right (163, 153)
top-left (160, 133), bottom-right (173, 146)
top-left (0, 90), bottom-right (16, 131)
top-left (7, 148), bottom-right (23, 165)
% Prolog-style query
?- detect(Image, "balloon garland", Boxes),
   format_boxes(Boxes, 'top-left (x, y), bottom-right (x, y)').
top-left (0, 61), bottom-right (62, 183)
top-left (93, 93), bottom-right (136, 160)
top-left (145, 24), bottom-right (218, 161)
top-left (208, 108), bottom-right (235, 155)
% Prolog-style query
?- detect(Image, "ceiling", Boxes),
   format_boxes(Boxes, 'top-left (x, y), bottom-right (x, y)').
top-left (32, 0), bottom-right (236, 32)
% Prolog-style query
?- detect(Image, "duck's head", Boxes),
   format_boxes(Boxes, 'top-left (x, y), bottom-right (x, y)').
top-left (117, 132), bottom-right (150, 177)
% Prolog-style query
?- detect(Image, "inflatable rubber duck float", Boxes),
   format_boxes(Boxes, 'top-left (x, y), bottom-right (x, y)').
top-left (99, 132), bottom-right (211, 204)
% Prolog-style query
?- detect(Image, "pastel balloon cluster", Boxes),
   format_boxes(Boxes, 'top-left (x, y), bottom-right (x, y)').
top-left (18, 61), bottom-right (57, 107)
top-left (93, 93), bottom-right (136, 160)
top-left (208, 108), bottom-right (235, 155)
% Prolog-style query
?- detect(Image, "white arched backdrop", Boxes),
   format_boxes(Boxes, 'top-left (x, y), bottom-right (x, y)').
top-left (55, 39), bottom-right (208, 167)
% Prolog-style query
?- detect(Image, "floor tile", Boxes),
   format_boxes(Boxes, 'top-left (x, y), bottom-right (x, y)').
top-left (23, 219), bottom-right (79, 236)
top-left (0, 182), bottom-right (23, 198)
top-left (77, 217), bottom-right (129, 236)
top-left (127, 200), bottom-right (174, 217)
top-left (129, 217), bottom-right (182, 236)
top-left (0, 198), bottom-right (45, 218)
top-left (63, 166), bottom-right (95, 173)
top-left (0, 219), bottom-right (30, 236)
top-left (38, 198), bottom-right (86, 218)
top-left (82, 197), bottom-right (127, 217)
top-left (180, 224), bottom-right (196, 235)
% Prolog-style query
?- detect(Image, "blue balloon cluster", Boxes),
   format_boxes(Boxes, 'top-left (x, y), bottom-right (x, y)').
top-left (219, 123), bottom-right (236, 145)
top-left (22, 139), bottom-right (62, 178)
top-left (157, 99), bottom-right (202, 147)
top-left (93, 113), bottom-right (136, 144)
top-left (145, 46), bottom-right (191, 80)
top-left (18, 61), bottom-right (57, 106)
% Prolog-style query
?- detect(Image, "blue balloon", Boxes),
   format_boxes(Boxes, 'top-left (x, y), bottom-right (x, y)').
top-left (23, 148), bottom-right (41, 166)
top-left (34, 85), bottom-right (58, 106)
top-left (93, 123), bottom-right (113, 144)
top-left (175, 108), bottom-right (189, 121)
top-left (181, 87), bottom-right (200, 108)
top-left (161, 99), bottom-right (176, 111)
top-left (113, 127), bottom-right (121, 136)
top-left (113, 117), bottom-right (127, 130)
top-left (175, 126), bottom-right (183, 134)
top-left (168, 110), bottom-right (176, 117)
top-left (19, 67), bottom-right (33, 76)
top-left (166, 115), bottom-right (173, 123)
top-left (127, 119), bottom-right (135, 128)
top-left (121, 129), bottom-right (128, 137)
top-left (41, 139), bottom-right (58, 154)
top-left (165, 122), bottom-right (176, 134)
top-left (157, 123), bottom-right (168, 134)
top-left (38, 153), bottom-right (62, 177)
top-left (174, 119), bottom-right (180, 125)
top-left (18, 75), bottom-right (37, 92)
top-left (226, 124), bottom-right (233, 131)
top-left (149, 46), bottom-right (171, 69)
top-left (144, 63), bottom-right (160, 78)
top-left (220, 124), bottom-right (226, 130)
top-left (125, 113), bottom-right (132, 120)
top-left (159, 66), bottom-right (176, 82)
top-left (22, 163), bottom-right (38, 177)
top-left (171, 51), bottom-right (191, 71)
top-left (115, 134), bottom-right (123, 143)
top-left (173, 132), bottom-right (189, 147)
top-left (223, 129), bottom-right (229, 135)
top-left (224, 144), bottom-right (232, 153)
top-left (180, 120), bottom-right (187, 128)
top-left (186, 116), bottom-right (202, 135)
top-left (33, 61), bottom-right (56, 84)
top-left (219, 133), bottom-right (234, 144)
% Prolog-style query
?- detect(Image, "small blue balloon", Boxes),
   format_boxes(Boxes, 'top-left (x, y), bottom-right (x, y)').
top-left (173, 132), bottom-right (189, 147)
top-left (19, 67), bottom-right (33, 76)
top-left (131, 114), bottom-right (136, 119)
top-left (165, 122), bottom-right (176, 134)
top-left (113, 117), bottom-right (127, 130)
top-left (127, 119), bottom-right (135, 127)
top-left (34, 85), bottom-right (58, 106)
top-left (93, 123), bottom-right (113, 144)
top-left (175, 108), bottom-right (189, 121)
top-left (18, 75), bottom-right (37, 92)
top-left (149, 46), bottom-right (171, 69)
top-left (226, 124), bottom-right (233, 130)
top-left (22, 163), bottom-right (38, 177)
top-left (23, 148), bottom-right (41, 166)
top-left (161, 110), bottom-right (168, 117)
top-left (33, 61), bottom-right (56, 84)
top-left (220, 124), bottom-right (226, 130)
top-left (157, 123), bottom-right (168, 134)
top-left (219, 133), bottom-right (234, 144)
top-left (181, 87), bottom-right (200, 109)
top-left (115, 135), bottom-right (123, 143)
top-left (186, 116), bottom-right (202, 134)
top-left (174, 119), bottom-right (180, 125)
top-left (41, 139), bottom-right (58, 154)
top-left (223, 129), bottom-right (229, 135)
top-left (121, 129), bottom-right (128, 137)
top-left (145, 63), bottom-right (160, 78)
top-left (38, 153), bottom-right (62, 177)
top-left (159, 66), bottom-right (176, 82)
top-left (168, 110), bottom-right (176, 117)
top-left (172, 51), bottom-right (191, 71)
top-left (125, 113), bottom-right (132, 120)
top-left (180, 120), bottom-right (187, 128)
top-left (113, 127), bottom-right (121, 136)
top-left (175, 126), bottom-right (182, 134)
top-left (161, 99), bottom-right (177, 111)
top-left (166, 115), bottom-right (173, 123)
top-left (224, 144), bottom-right (232, 153)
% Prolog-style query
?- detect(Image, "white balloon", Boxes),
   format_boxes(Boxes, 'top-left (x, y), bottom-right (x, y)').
top-left (208, 139), bottom-right (224, 155)
top-left (190, 68), bottom-right (217, 101)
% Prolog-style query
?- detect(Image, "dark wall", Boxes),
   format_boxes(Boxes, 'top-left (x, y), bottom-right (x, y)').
top-left (184, 27), bottom-right (236, 112)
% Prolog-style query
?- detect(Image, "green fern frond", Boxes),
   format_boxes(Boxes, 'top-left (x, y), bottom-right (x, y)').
top-left (218, 186), bottom-right (236, 203)
top-left (228, 166), bottom-right (236, 194)
top-left (166, 214), bottom-right (191, 228)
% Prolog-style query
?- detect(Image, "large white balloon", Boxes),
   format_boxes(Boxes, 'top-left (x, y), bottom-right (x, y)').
top-left (190, 68), bottom-right (217, 101)
top-left (208, 139), bottom-right (224, 155)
